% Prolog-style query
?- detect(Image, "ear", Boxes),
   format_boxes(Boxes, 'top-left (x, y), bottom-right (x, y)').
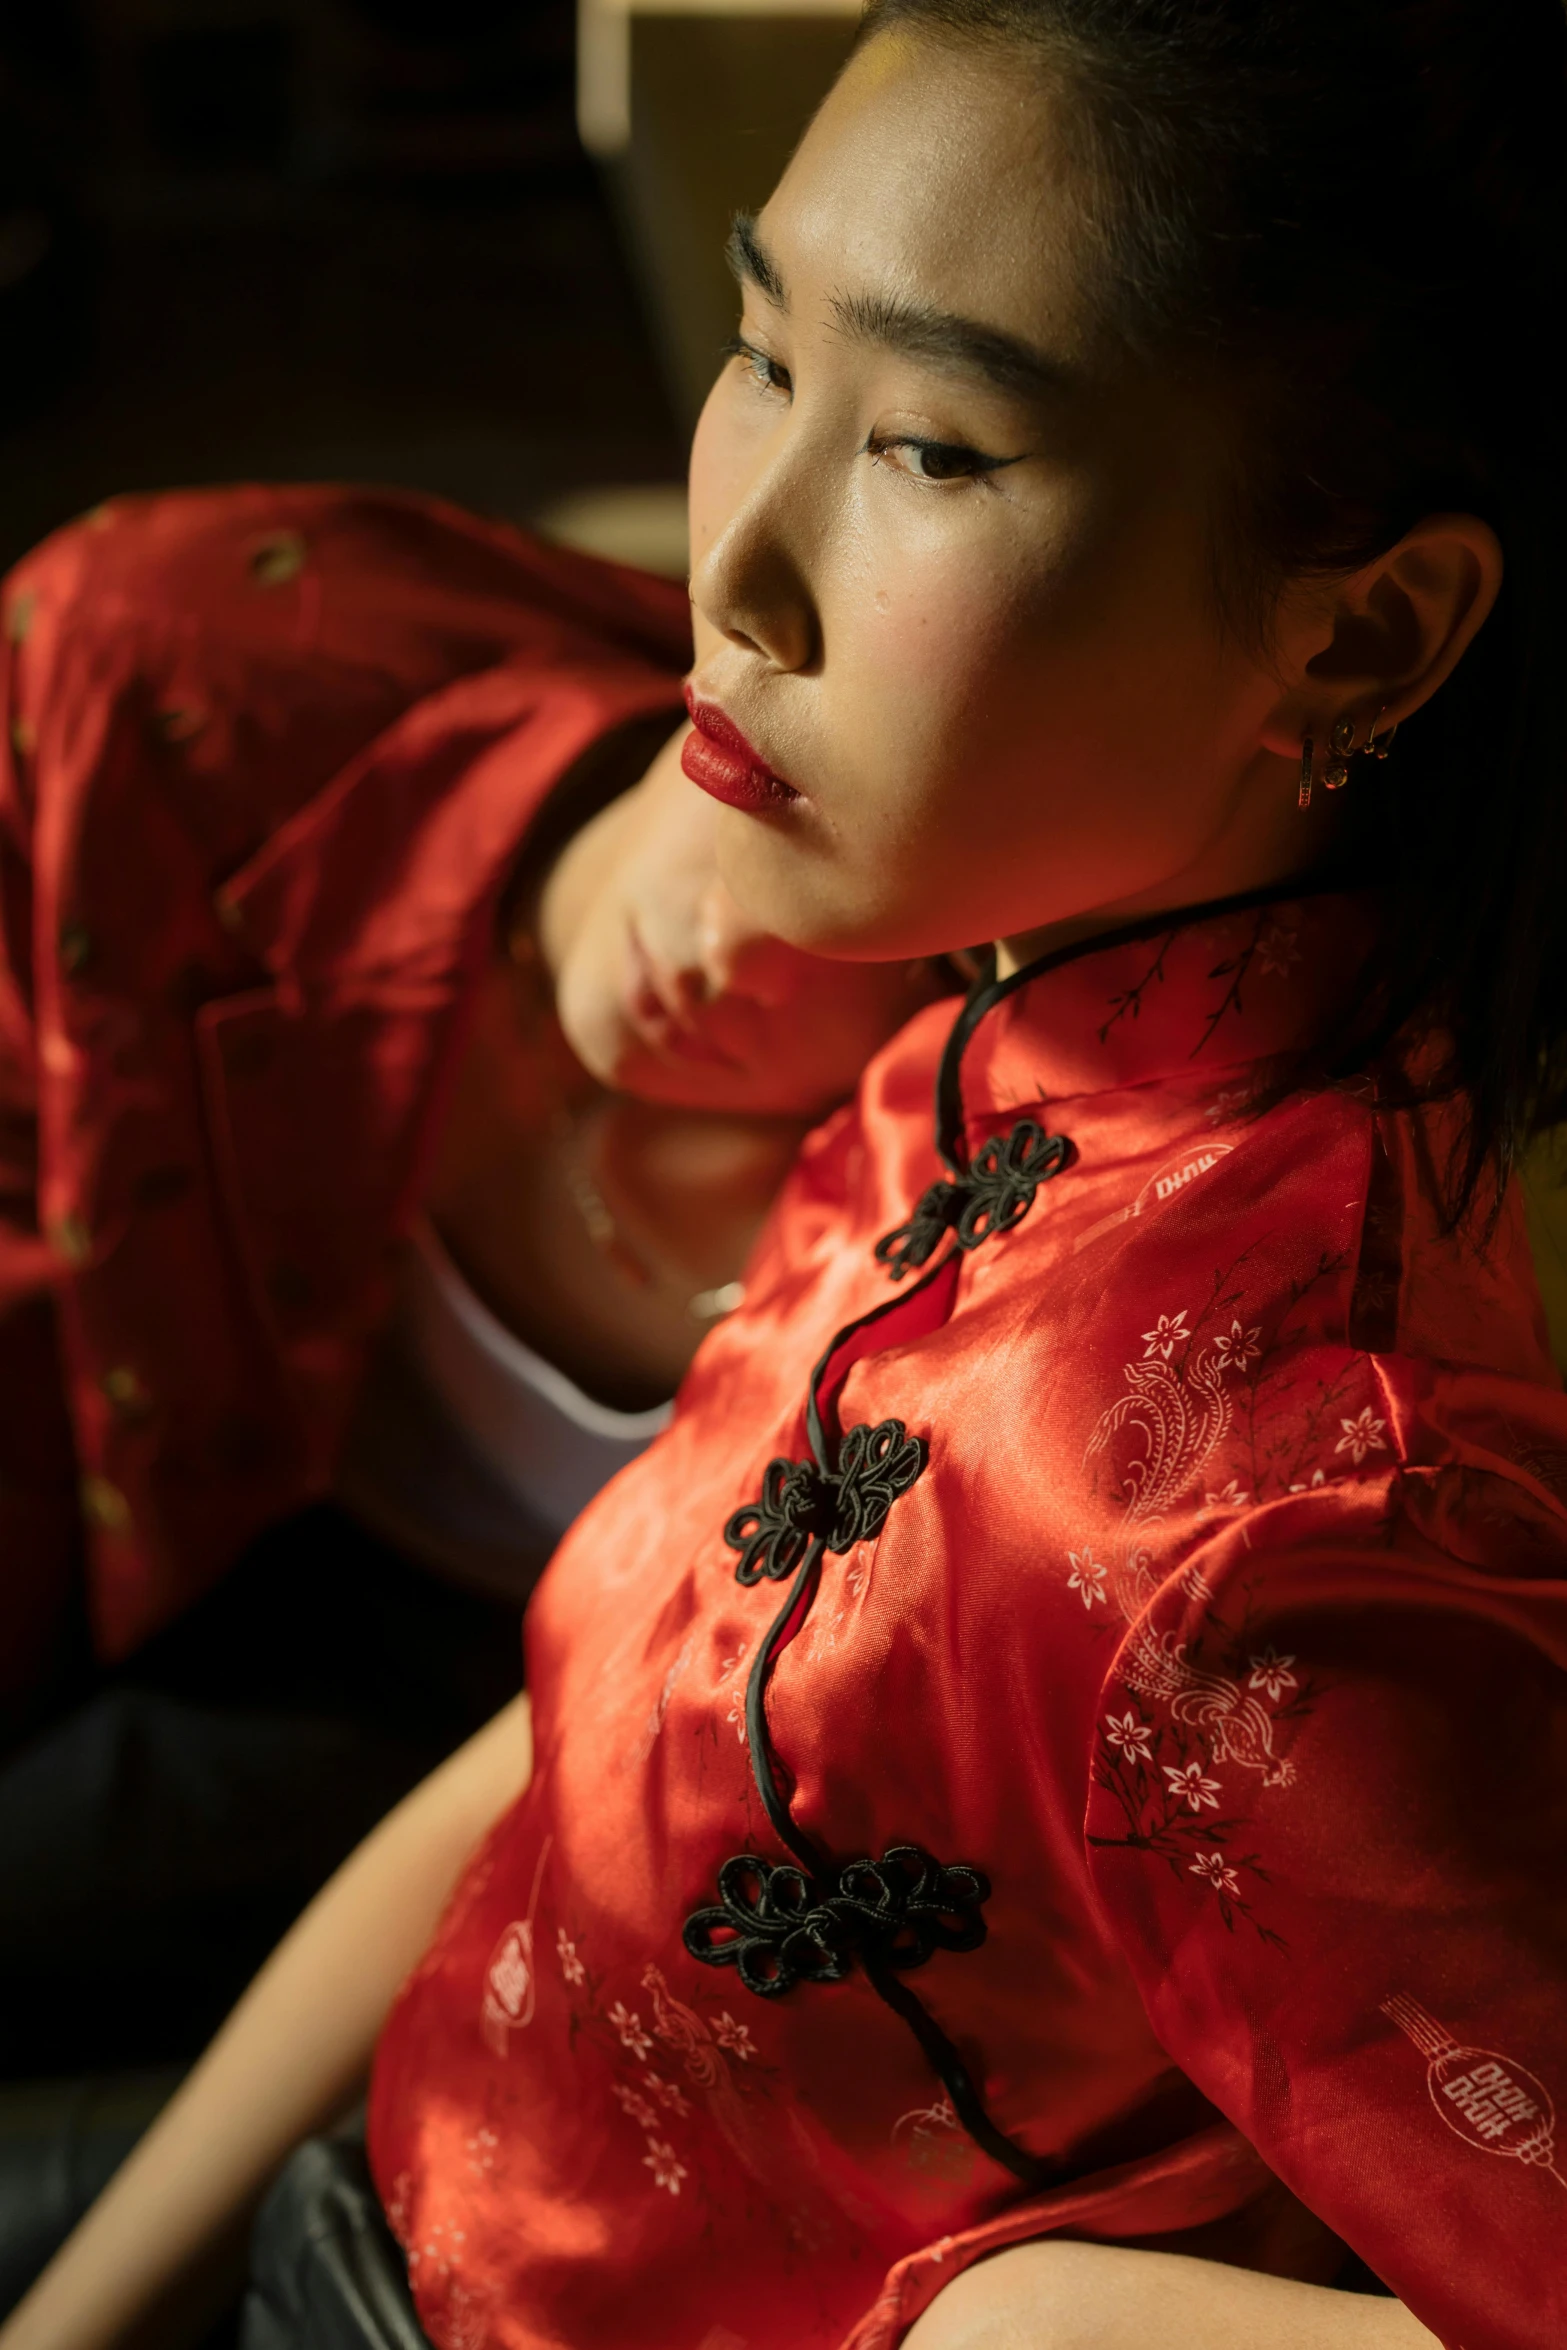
top-left (1259, 512), bottom-right (1504, 758)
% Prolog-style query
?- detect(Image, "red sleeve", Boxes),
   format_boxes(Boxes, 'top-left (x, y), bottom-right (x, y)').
top-left (0, 485), bottom-right (691, 1676)
top-left (1088, 1453), bottom-right (1567, 2350)
top-left (3, 485), bottom-right (691, 885)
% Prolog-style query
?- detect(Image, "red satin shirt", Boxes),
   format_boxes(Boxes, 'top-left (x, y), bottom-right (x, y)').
top-left (369, 891), bottom-right (1567, 2350)
top-left (0, 487), bottom-right (688, 1702)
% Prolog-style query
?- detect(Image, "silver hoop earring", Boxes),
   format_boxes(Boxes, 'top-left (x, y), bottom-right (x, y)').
top-left (1366, 706), bottom-right (1399, 760)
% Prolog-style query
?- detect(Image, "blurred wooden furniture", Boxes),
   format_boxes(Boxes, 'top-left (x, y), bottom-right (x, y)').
top-left (579, 0), bottom-right (859, 424)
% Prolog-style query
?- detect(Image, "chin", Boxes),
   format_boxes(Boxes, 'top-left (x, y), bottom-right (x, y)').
top-left (717, 835), bottom-right (953, 967)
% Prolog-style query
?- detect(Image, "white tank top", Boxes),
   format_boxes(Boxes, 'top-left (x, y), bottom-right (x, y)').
top-left (335, 1220), bottom-right (672, 1602)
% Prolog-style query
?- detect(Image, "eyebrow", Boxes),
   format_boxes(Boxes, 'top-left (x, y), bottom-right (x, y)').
top-left (725, 210), bottom-right (1073, 405)
top-left (726, 212), bottom-right (786, 308)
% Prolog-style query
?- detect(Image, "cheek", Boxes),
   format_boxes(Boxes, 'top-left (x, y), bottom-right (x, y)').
top-left (830, 495), bottom-right (1231, 822)
top-left (823, 545), bottom-right (1052, 799)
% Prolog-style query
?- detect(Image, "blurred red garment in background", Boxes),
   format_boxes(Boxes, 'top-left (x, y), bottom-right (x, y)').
top-left (0, 486), bottom-right (688, 1720)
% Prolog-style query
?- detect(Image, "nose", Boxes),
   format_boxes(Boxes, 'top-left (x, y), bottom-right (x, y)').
top-left (689, 421), bottom-right (819, 676)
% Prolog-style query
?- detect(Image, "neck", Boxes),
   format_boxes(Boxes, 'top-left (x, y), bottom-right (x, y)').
top-left (995, 757), bottom-right (1344, 979)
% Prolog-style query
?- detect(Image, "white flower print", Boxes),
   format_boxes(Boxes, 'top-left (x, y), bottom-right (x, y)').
top-left (1190, 1850), bottom-right (1241, 1897)
top-left (1163, 1760), bottom-right (1222, 1813)
top-left (1288, 1468), bottom-right (1329, 1492)
top-left (1255, 921), bottom-right (1302, 978)
top-left (1335, 1407), bottom-right (1388, 1466)
top-left (1247, 1646), bottom-right (1297, 1702)
top-left (556, 1927), bottom-right (585, 1987)
top-left (1202, 1478), bottom-right (1251, 1511)
top-left (711, 2011), bottom-right (756, 2061)
top-left (642, 2070), bottom-right (691, 2118)
top-left (1104, 1709), bottom-right (1155, 1762)
top-left (716, 1655), bottom-right (749, 1746)
top-left (1205, 1085), bottom-right (1251, 1127)
top-left (717, 1648), bottom-right (748, 1733)
top-left (1067, 1549), bottom-right (1108, 1610)
top-left (612, 2083), bottom-right (658, 2129)
top-left (1141, 1308), bottom-right (1192, 1361)
top-left (1211, 1319), bottom-right (1261, 1374)
top-left (609, 2002), bottom-right (653, 2059)
top-left (891, 2092), bottom-right (972, 2183)
top-left (642, 2138), bottom-right (687, 2195)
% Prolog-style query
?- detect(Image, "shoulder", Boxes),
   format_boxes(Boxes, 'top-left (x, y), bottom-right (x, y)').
top-left (1040, 1073), bottom-right (1567, 1680)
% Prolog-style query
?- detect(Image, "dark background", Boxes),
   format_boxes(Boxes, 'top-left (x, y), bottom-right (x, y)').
top-left (0, 0), bottom-right (685, 571)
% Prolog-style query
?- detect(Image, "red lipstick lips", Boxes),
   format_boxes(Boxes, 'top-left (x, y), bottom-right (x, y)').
top-left (681, 686), bottom-right (799, 813)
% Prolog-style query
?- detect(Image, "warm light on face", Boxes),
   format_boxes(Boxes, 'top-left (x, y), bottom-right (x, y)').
top-left (543, 728), bottom-right (953, 1117)
top-left (684, 32), bottom-right (1313, 969)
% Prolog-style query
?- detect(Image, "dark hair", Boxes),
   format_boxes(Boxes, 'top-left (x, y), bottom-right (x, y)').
top-left (857, 0), bottom-right (1567, 1222)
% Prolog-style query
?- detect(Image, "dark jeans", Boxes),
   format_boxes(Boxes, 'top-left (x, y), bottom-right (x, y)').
top-left (241, 2139), bottom-right (431, 2350)
top-left (0, 2105), bottom-right (431, 2347)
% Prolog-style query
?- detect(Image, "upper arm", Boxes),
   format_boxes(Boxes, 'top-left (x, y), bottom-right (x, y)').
top-left (429, 1689), bottom-right (535, 1852)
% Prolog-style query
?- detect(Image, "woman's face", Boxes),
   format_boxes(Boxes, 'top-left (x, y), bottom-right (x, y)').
top-left (685, 31), bottom-right (1319, 966)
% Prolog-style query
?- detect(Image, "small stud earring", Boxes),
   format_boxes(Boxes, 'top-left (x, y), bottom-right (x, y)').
top-left (1298, 733), bottom-right (1315, 810)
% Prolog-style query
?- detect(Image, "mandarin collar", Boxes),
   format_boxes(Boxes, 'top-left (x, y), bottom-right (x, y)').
top-left (941, 887), bottom-right (1379, 1168)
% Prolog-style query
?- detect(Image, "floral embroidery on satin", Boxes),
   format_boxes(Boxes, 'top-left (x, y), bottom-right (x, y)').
top-left (543, 1912), bottom-right (808, 2222)
top-left (1097, 905), bottom-right (1304, 1057)
top-left (891, 2092), bottom-right (976, 2185)
top-left (1074, 1257), bottom-right (1403, 1939)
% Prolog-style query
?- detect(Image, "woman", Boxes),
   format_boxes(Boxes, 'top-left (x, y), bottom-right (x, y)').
top-left (8, 0), bottom-right (1566, 2343)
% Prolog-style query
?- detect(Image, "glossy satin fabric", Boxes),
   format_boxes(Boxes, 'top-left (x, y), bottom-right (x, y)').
top-left (370, 894), bottom-right (1567, 2350)
top-left (0, 489), bottom-right (688, 1686)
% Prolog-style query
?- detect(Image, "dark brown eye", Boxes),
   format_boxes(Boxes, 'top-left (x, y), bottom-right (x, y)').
top-left (907, 443), bottom-right (977, 480)
top-left (871, 434), bottom-right (1016, 484)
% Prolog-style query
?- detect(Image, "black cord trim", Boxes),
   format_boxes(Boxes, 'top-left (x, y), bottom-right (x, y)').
top-left (933, 876), bottom-right (1349, 1174)
top-left (803, 1245), bottom-right (962, 1469)
top-left (684, 891), bottom-right (1350, 2185)
top-left (742, 1536), bottom-right (829, 1869)
top-left (862, 1954), bottom-right (1065, 2192)
top-left (684, 1239), bottom-right (1052, 2185)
